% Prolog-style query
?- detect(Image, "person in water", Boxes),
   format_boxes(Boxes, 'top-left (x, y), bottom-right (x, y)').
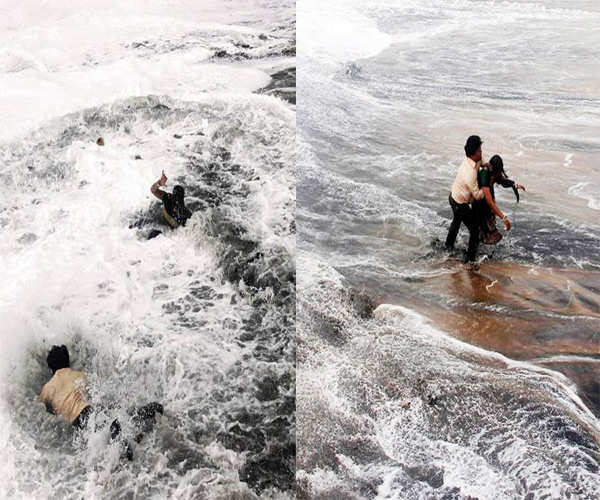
top-left (473, 155), bottom-right (526, 245)
top-left (39, 345), bottom-right (163, 460)
top-left (150, 170), bottom-right (192, 228)
top-left (445, 135), bottom-right (487, 265)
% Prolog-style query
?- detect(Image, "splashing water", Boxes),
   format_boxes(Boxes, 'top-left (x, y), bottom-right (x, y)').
top-left (298, 0), bottom-right (600, 497)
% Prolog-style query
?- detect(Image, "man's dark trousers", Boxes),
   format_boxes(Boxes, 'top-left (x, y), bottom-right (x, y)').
top-left (445, 193), bottom-right (479, 262)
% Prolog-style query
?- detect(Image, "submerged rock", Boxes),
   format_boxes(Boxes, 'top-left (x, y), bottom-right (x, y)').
top-left (239, 442), bottom-right (295, 494)
top-left (346, 288), bottom-right (376, 319)
top-left (17, 233), bottom-right (37, 245)
top-left (257, 67), bottom-right (296, 104)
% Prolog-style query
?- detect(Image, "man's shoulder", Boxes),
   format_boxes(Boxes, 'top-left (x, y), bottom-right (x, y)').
top-left (459, 157), bottom-right (477, 175)
top-left (68, 368), bottom-right (88, 380)
top-left (459, 157), bottom-right (474, 169)
top-left (55, 367), bottom-right (87, 381)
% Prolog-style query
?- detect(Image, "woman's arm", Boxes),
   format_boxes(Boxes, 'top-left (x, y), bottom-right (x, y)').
top-left (151, 171), bottom-right (168, 200)
top-left (498, 177), bottom-right (526, 191)
top-left (483, 186), bottom-right (511, 230)
top-left (497, 177), bottom-right (525, 203)
top-left (151, 180), bottom-right (164, 200)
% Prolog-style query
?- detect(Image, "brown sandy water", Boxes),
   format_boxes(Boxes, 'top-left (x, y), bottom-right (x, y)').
top-left (373, 261), bottom-right (600, 418)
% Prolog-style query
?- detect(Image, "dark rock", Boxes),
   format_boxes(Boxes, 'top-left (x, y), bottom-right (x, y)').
top-left (347, 288), bottom-right (376, 319)
top-left (189, 285), bottom-right (217, 300)
top-left (276, 395), bottom-right (295, 416)
top-left (239, 331), bottom-right (256, 342)
top-left (152, 103), bottom-right (171, 113)
top-left (281, 46), bottom-right (296, 57)
top-left (256, 67), bottom-right (296, 104)
top-left (345, 62), bottom-right (362, 79)
top-left (239, 443), bottom-right (295, 494)
top-left (217, 424), bottom-right (265, 453)
top-left (211, 49), bottom-right (249, 61)
top-left (255, 375), bottom-right (279, 401)
top-left (406, 464), bottom-right (444, 488)
top-left (17, 233), bottom-right (37, 244)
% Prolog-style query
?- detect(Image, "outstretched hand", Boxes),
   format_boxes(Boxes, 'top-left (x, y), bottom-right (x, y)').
top-left (159, 170), bottom-right (168, 186)
top-left (515, 183), bottom-right (526, 191)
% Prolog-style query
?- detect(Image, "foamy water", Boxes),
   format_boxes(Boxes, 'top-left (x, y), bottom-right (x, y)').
top-left (298, 0), bottom-right (600, 497)
top-left (0, 1), bottom-right (295, 498)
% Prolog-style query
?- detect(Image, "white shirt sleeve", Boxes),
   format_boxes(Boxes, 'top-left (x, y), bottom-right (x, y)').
top-left (468, 165), bottom-right (484, 201)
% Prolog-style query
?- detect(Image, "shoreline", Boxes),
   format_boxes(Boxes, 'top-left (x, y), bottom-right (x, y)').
top-left (373, 260), bottom-right (600, 419)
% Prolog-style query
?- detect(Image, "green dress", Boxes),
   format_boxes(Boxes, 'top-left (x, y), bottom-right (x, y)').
top-left (474, 167), bottom-right (502, 244)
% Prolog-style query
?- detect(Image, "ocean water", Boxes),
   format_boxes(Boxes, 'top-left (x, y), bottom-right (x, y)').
top-left (0, 1), bottom-right (295, 498)
top-left (298, 0), bottom-right (600, 498)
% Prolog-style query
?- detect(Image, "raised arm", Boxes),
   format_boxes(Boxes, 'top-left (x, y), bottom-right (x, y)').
top-left (151, 171), bottom-right (168, 200)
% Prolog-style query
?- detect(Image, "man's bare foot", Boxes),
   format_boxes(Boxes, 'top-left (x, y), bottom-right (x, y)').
top-left (464, 261), bottom-right (479, 271)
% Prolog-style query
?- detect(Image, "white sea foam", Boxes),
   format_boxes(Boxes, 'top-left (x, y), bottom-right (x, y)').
top-left (568, 182), bottom-right (600, 211)
top-left (298, 0), bottom-right (392, 65)
top-left (297, 255), bottom-right (600, 498)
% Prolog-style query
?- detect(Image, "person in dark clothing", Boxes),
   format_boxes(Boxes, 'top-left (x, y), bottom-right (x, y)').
top-left (150, 171), bottom-right (192, 228)
top-left (445, 135), bottom-right (487, 266)
top-left (473, 155), bottom-right (526, 245)
top-left (40, 345), bottom-right (164, 460)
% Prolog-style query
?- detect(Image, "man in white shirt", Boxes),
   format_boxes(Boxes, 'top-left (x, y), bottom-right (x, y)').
top-left (40, 345), bottom-right (163, 460)
top-left (444, 135), bottom-right (485, 264)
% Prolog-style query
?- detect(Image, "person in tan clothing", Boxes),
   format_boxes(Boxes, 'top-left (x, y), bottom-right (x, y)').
top-left (39, 345), bottom-right (94, 430)
top-left (150, 171), bottom-right (192, 229)
top-left (39, 364), bottom-right (90, 425)
top-left (445, 135), bottom-right (488, 265)
top-left (40, 345), bottom-right (164, 460)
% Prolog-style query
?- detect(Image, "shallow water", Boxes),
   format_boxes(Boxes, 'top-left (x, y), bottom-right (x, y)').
top-left (0, 2), bottom-right (295, 498)
top-left (298, 0), bottom-right (600, 497)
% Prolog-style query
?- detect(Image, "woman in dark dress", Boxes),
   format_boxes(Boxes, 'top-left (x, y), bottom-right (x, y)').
top-left (150, 170), bottom-right (192, 228)
top-left (473, 155), bottom-right (526, 244)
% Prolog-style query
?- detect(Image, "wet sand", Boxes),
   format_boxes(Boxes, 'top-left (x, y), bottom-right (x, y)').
top-left (374, 261), bottom-right (600, 418)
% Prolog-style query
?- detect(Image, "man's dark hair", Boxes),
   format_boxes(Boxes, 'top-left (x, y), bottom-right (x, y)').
top-left (47, 345), bottom-right (70, 373)
top-left (464, 135), bottom-right (483, 157)
top-left (173, 185), bottom-right (184, 199)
